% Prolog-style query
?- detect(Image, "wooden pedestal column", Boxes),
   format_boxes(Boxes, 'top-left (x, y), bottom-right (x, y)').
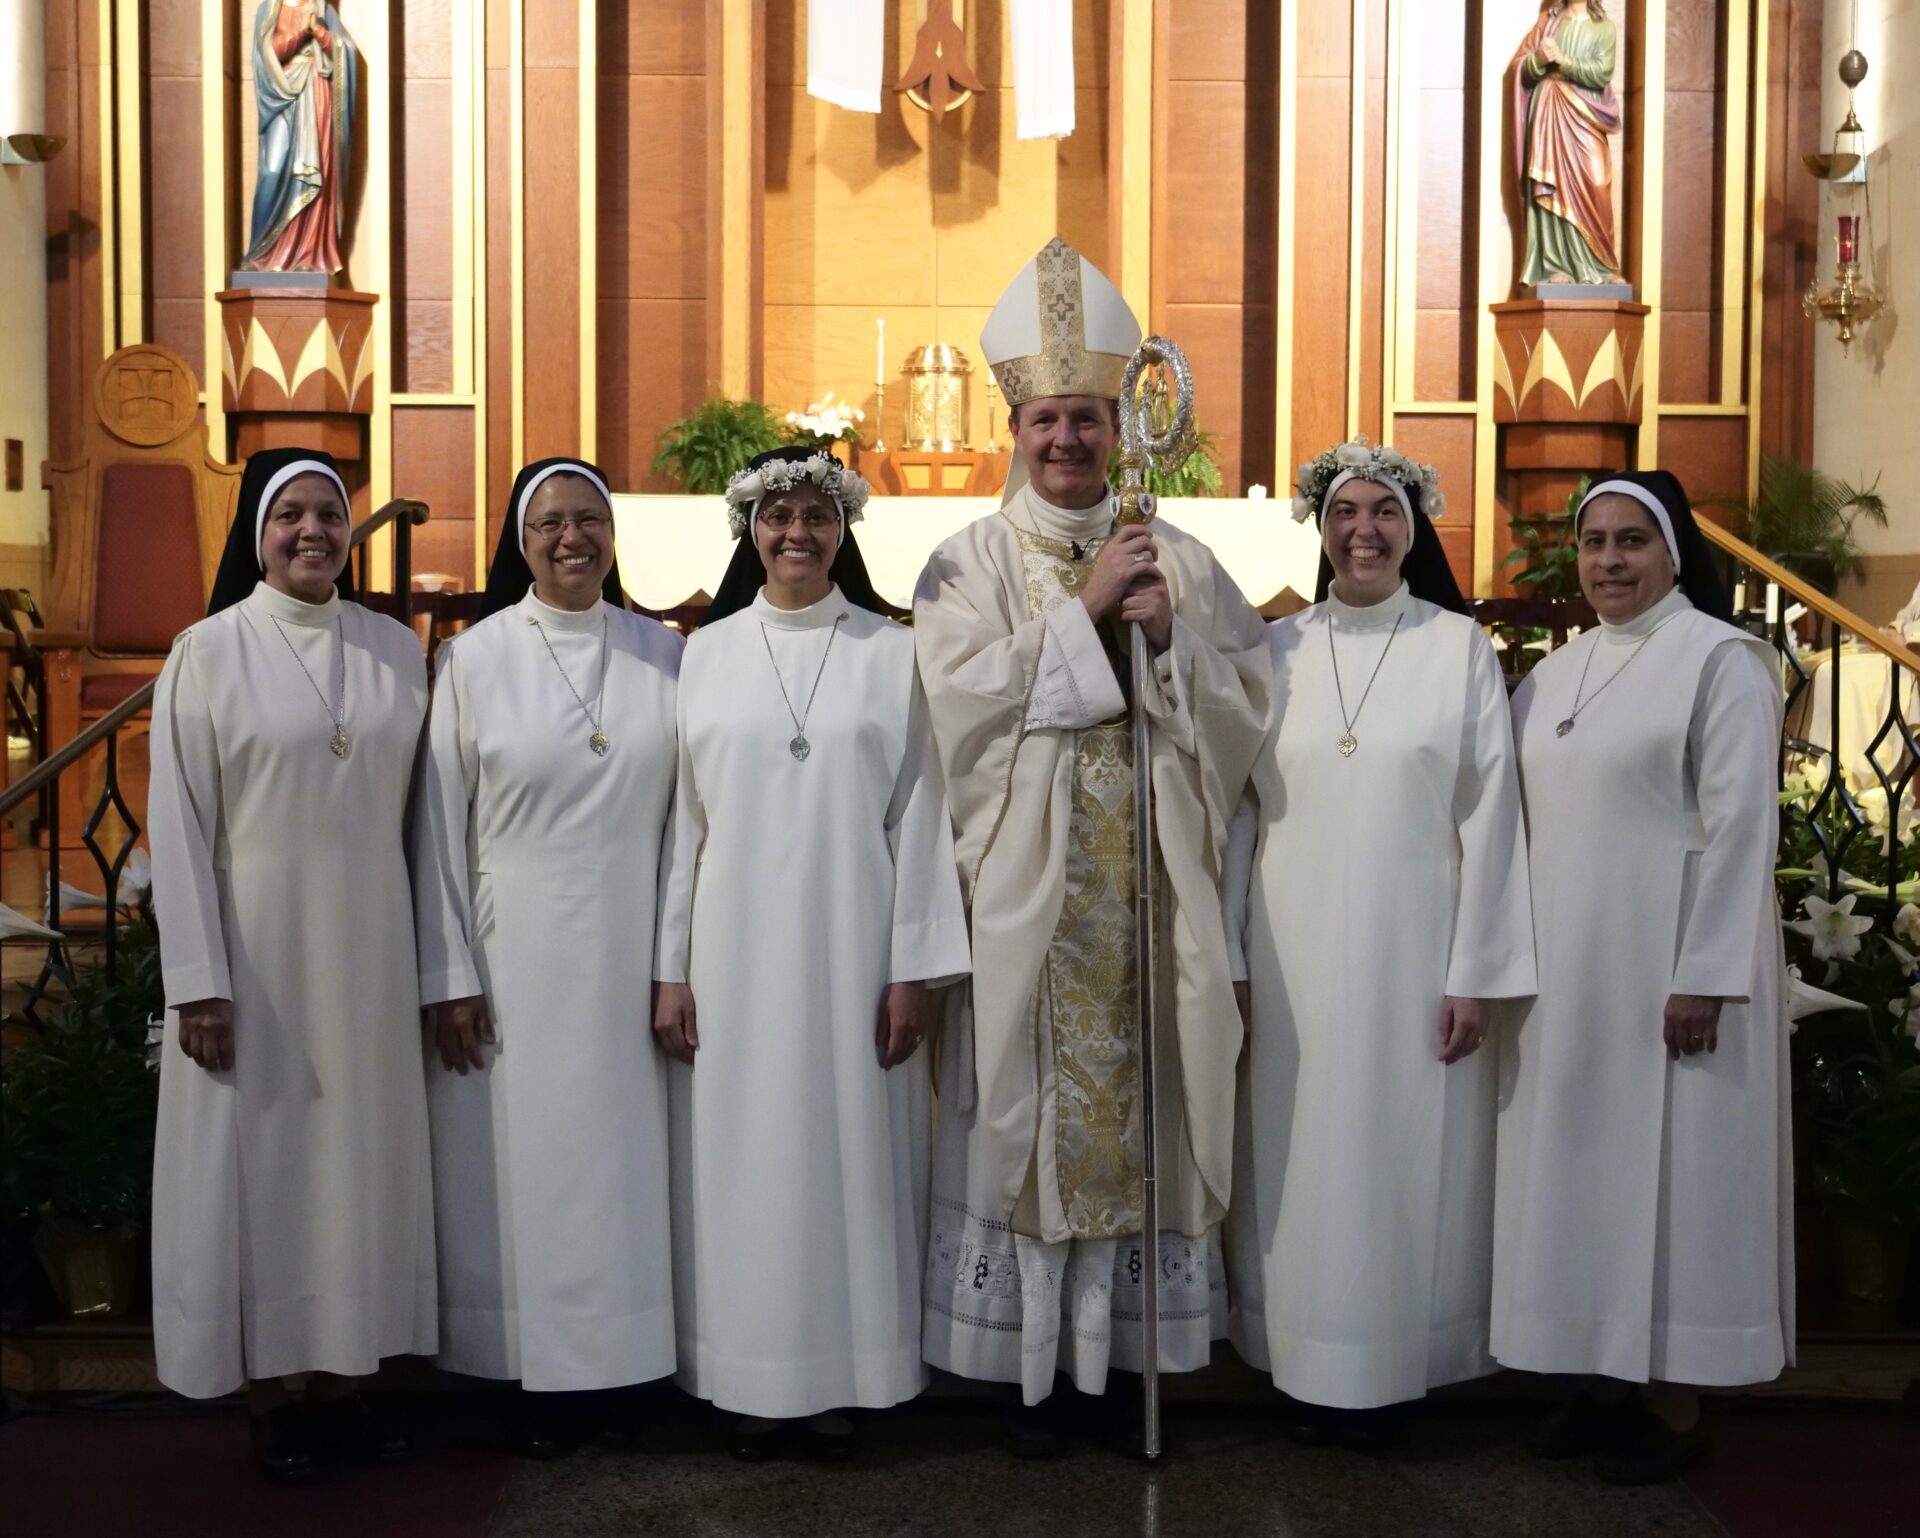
top-left (215, 288), bottom-right (378, 461)
top-left (1490, 300), bottom-right (1649, 595)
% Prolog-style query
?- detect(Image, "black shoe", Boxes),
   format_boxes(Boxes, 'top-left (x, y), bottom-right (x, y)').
top-left (510, 1391), bottom-right (583, 1460)
top-left (732, 1416), bottom-right (789, 1463)
top-left (802, 1412), bottom-right (857, 1463)
top-left (312, 1393), bottom-right (412, 1467)
top-left (250, 1405), bottom-right (335, 1486)
top-left (998, 1398), bottom-right (1064, 1460)
top-left (1592, 1409), bottom-right (1712, 1485)
top-left (1313, 1402), bottom-right (1407, 1452)
top-left (1526, 1394), bottom-right (1633, 1461)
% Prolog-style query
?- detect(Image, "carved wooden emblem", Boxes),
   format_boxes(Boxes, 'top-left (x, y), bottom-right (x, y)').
top-left (895, 0), bottom-right (983, 122)
top-left (94, 345), bottom-right (201, 448)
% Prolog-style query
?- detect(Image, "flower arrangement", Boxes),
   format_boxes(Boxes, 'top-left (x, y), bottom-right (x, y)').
top-left (722, 452), bottom-right (872, 539)
top-left (1291, 436), bottom-right (1445, 523)
top-left (783, 392), bottom-right (865, 451)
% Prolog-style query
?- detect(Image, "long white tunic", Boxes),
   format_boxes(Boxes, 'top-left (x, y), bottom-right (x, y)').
top-left (657, 585), bottom-right (970, 1419)
top-left (1493, 586), bottom-right (1795, 1387)
top-left (1221, 584), bottom-right (1536, 1409)
top-left (914, 489), bottom-right (1272, 1403)
top-left (411, 592), bottom-right (682, 1391)
top-left (148, 581), bottom-right (436, 1398)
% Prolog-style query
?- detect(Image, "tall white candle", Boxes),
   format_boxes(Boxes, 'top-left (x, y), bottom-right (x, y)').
top-left (876, 317), bottom-right (885, 386)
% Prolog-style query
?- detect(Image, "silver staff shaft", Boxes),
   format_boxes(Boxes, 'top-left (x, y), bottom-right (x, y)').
top-left (1131, 623), bottom-right (1162, 1460)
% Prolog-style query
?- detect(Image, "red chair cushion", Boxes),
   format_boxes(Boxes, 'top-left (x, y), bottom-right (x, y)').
top-left (80, 671), bottom-right (158, 713)
top-left (92, 463), bottom-right (205, 653)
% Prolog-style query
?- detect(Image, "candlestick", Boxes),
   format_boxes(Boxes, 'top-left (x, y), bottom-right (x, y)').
top-left (984, 375), bottom-right (999, 453)
top-left (876, 318), bottom-right (886, 388)
top-left (873, 379), bottom-right (888, 453)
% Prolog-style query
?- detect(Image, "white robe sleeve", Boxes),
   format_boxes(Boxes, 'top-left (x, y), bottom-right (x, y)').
top-left (148, 635), bottom-right (231, 1007)
top-left (1445, 627), bottom-right (1537, 999)
top-left (411, 641), bottom-right (484, 1006)
top-left (1221, 792), bottom-right (1257, 983)
top-left (1672, 640), bottom-right (1782, 1000)
top-left (653, 671), bottom-right (705, 986)
top-left (886, 672), bottom-right (973, 986)
top-left (1025, 597), bottom-right (1126, 730)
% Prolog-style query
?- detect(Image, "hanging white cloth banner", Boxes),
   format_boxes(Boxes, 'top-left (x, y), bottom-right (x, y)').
top-left (1010, 0), bottom-right (1076, 139)
top-left (807, 0), bottom-right (885, 114)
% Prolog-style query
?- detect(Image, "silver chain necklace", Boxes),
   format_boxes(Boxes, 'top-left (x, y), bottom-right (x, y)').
top-left (1327, 611), bottom-right (1404, 757)
top-left (270, 615), bottom-right (351, 758)
top-left (1554, 613), bottom-right (1682, 737)
top-left (526, 612), bottom-right (613, 756)
top-left (759, 612), bottom-right (847, 761)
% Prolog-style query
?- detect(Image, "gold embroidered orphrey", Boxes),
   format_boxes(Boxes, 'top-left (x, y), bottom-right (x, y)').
top-left (990, 239), bottom-right (1133, 407)
top-left (1015, 523), bottom-right (1148, 1240)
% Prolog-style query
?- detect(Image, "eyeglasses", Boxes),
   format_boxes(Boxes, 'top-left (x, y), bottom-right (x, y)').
top-left (527, 512), bottom-right (611, 539)
top-left (759, 508), bottom-right (839, 532)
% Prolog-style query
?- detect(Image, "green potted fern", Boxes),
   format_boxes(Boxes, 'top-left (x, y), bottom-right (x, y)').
top-left (652, 395), bottom-right (793, 494)
top-left (1717, 457), bottom-right (1887, 596)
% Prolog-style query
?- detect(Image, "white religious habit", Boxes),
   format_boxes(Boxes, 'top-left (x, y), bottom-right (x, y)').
top-left (411, 592), bottom-right (682, 1391)
top-left (657, 587), bottom-right (970, 1419)
top-left (148, 581), bottom-right (436, 1398)
top-left (1494, 586), bottom-right (1795, 1387)
top-left (1220, 582), bottom-right (1535, 1409)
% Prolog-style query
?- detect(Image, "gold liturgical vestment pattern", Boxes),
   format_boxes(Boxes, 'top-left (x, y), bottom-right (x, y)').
top-left (1016, 526), bottom-right (1144, 1240)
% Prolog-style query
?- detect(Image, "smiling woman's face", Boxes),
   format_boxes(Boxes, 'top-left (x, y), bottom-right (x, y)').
top-left (523, 473), bottom-right (615, 611)
top-left (1321, 478), bottom-right (1411, 606)
top-left (1576, 494), bottom-right (1677, 624)
top-left (259, 473), bottom-right (350, 604)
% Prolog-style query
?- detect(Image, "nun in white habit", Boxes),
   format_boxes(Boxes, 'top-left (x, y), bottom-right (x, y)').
top-left (1493, 470), bottom-right (1793, 1485)
top-left (412, 457), bottom-right (681, 1455)
top-left (654, 448), bottom-right (970, 1460)
top-left (149, 447), bottom-right (435, 1483)
top-left (1222, 441), bottom-right (1535, 1439)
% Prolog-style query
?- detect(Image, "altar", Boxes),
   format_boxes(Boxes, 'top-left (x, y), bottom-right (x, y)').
top-left (610, 495), bottom-right (1323, 616)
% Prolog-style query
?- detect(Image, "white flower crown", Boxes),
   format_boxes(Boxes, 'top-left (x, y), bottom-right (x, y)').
top-left (723, 453), bottom-right (872, 539)
top-left (1290, 436), bottom-right (1446, 523)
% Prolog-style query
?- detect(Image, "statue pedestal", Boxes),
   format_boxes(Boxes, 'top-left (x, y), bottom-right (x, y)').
top-left (214, 287), bottom-right (378, 460)
top-left (855, 448), bottom-right (1011, 496)
top-left (1490, 299), bottom-right (1649, 594)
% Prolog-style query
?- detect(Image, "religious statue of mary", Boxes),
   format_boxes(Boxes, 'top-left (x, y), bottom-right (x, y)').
top-left (1510, 0), bottom-right (1624, 289)
top-left (240, 0), bottom-right (359, 275)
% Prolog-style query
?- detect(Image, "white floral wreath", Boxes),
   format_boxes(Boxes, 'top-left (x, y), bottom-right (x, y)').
top-left (723, 452), bottom-right (871, 539)
top-left (1290, 436), bottom-right (1446, 523)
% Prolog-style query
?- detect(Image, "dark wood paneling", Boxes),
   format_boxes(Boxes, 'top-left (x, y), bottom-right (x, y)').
top-left (599, 0), bottom-right (706, 76)
top-left (1661, 311), bottom-right (1717, 402)
top-left (1413, 310), bottom-right (1472, 402)
top-left (485, 59), bottom-right (512, 535)
top-left (598, 297), bottom-right (709, 492)
top-left (1163, 82), bottom-right (1269, 305)
top-left (597, 75), bottom-right (706, 301)
top-left (1292, 75), bottom-right (1351, 459)
top-left (145, 75), bottom-right (204, 311)
top-left (1414, 88), bottom-right (1468, 312)
top-left (1394, 412), bottom-right (1475, 587)
top-left (392, 405), bottom-right (477, 577)
top-left (522, 65), bottom-right (582, 459)
top-left (1661, 86), bottom-right (1721, 318)
top-left (1667, 0), bottom-right (1722, 94)
top-left (1660, 415), bottom-right (1748, 502)
top-left (397, 300), bottom-right (455, 395)
top-left (1167, 0), bottom-right (1253, 82)
top-left (397, 78), bottom-right (454, 302)
top-left (1163, 300), bottom-right (1275, 496)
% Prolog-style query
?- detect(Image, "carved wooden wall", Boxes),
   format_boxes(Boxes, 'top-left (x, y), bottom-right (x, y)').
top-left (40, 0), bottom-right (1823, 597)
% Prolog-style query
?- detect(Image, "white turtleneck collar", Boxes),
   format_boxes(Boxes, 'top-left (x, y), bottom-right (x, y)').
top-left (1019, 482), bottom-right (1115, 546)
top-left (519, 587), bottom-right (608, 633)
top-left (1324, 580), bottom-right (1412, 632)
top-left (753, 583), bottom-right (850, 631)
top-left (1597, 583), bottom-right (1691, 645)
top-left (246, 579), bottom-right (342, 628)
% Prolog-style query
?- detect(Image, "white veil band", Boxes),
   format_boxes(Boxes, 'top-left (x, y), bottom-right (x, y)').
top-left (253, 459), bottom-right (351, 569)
top-left (515, 461), bottom-right (613, 553)
top-left (1576, 479), bottom-right (1683, 570)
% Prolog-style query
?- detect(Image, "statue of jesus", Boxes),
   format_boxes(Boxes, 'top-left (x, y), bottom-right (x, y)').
top-left (1510, 0), bottom-right (1624, 288)
top-left (240, 1), bottom-right (359, 275)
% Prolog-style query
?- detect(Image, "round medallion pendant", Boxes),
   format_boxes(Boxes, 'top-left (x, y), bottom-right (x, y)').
top-left (1337, 731), bottom-right (1358, 758)
top-left (790, 733), bottom-right (811, 762)
top-left (590, 731), bottom-right (611, 757)
top-left (330, 733), bottom-right (352, 759)
top-left (1555, 718), bottom-right (1576, 738)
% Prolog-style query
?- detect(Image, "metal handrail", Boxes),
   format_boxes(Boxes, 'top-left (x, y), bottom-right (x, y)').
top-left (0, 499), bottom-right (431, 824)
top-left (1697, 518), bottom-right (1920, 677)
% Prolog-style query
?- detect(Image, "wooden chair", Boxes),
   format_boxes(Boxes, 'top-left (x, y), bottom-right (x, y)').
top-left (32, 344), bottom-right (241, 843)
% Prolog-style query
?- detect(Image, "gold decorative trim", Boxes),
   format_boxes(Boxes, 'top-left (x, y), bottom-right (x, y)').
top-left (111, 0), bottom-right (144, 348)
top-left (1472, 0), bottom-right (1501, 594)
top-left (1746, 7), bottom-right (1769, 503)
top-left (219, 316), bottom-right (376, 407)
top-left (1273, 1), bottom-right (1298, 479)
top-left (1721, 0), bottom-right (1751, 404)
top-left (510, 0), bottom-right (525, 467)
top-left (578, 0), bottom-right (597, 460)
top-left (470, 9), bottom-right (489, 586)
top-left (1116, 0), bottom-right (1154, 332)
top-left (1345, 0), bottom-right (1366, 438)
top-left (1634, 0), bottom-right (1665, 469)
top-left (97, 0), bottom-right (114, 353)
top-left (365, 0), bottom-right (393, 582)
top-left (716, 0), bottom-right (757, 397)
top-left (200, 1), bottom-right (227, 459)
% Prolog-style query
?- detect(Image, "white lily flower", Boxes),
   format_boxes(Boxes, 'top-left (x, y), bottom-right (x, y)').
top-left (1787, 892), bottom-right (1875, 961)
top-left (1786, 963), bottom-right (1866, 1030)
top-left (1895, 904), bottom-right (1920, 948)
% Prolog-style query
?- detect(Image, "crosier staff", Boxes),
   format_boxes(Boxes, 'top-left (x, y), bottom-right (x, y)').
top-left (1111, 335), bottom-right (1195, 1463)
